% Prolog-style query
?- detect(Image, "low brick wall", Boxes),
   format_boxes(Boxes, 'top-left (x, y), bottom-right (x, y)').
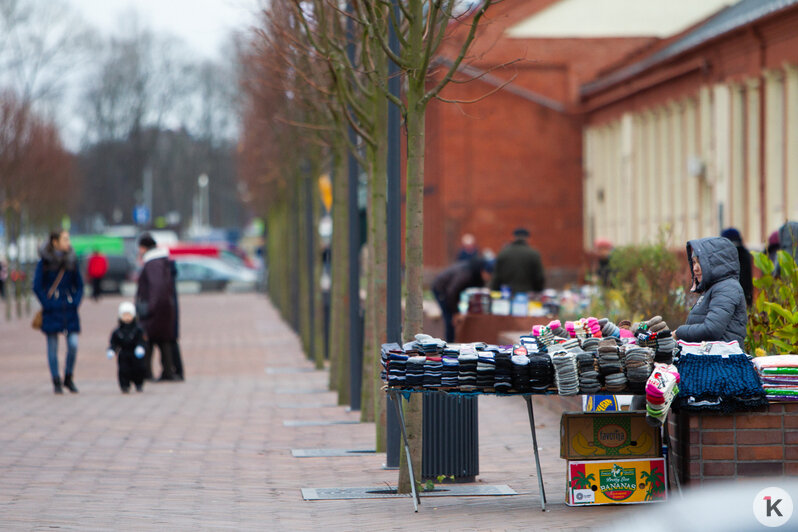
top-left (668, 403), bottom-right (798, 485)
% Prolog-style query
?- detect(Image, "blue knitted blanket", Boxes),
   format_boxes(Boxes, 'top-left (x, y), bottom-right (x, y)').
top-left (675, 353), bottom-right (767, 412)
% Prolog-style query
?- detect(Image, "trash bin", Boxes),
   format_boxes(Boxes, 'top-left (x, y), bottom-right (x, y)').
top-left (422, 393), bottom-right (478, 482)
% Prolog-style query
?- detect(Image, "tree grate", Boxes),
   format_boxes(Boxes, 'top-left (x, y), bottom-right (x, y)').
top-left (301, 485), bottom-right (517, 500)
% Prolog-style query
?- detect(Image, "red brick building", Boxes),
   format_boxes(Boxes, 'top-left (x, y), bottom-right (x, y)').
top-left (424, 1), bottom-right (665, 286)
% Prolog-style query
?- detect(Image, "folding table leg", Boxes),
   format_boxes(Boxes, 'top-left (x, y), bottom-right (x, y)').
top-left (391, 391), bottom-right (420, 512)
top-left (663, 419), bottom-right (682, 498)
top-left (524, 395), bottom-right (547, 511)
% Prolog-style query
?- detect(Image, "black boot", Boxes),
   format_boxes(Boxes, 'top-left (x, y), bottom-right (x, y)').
top-left (63, 374), bottom-right (78, 393)
top-left (53, 377), bottom-right (63, 394)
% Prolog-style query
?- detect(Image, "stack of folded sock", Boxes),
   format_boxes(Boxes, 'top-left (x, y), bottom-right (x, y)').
top-left (576, 351), bottom-right (601, 394)
top-left (423, 356), bottom-right (442, 388)
top-left (494, 349), bottom-right (513, 393)
top-left (537, 326), bottom-right (558, 348)
top-left (599, 318), bottom-right (621, 339)
top-left (387, 352), bottom-right (408, 387)
top-left (529, 354), bottom-right (555, 392)
top-left (580, 337), bottom-right (599, 353)
top-left (381, 342), bottom-right (402, 384)
top-left (624, 346), bottom-right (654, 392)
top-left (457, 349), bottom-right (478, 390)
top-left (646, 363), bottom-right (680, 426)
top-left (476, 351), bottom-right (496, 390)
top-left (551, 348), bottom-right (579, 395)
top-left (441, 354), bottom-right (459, 387)
top-left (406, 355), bottom-right (426, 387)
top-left (598, 338), bottom-right (626, 392)
top-left (561, 338), bottom-right (581, 352)
top-left (520, 335), bottom-right (540, 354)
top-left (548, 320), bottom-right (570, 339)
top-left (753, 355), bottom-right (798, 402)
top-left (511, 346), bottom-right (531, 392)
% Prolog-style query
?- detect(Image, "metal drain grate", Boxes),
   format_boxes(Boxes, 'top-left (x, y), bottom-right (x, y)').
top-left (275, 389), bottom-right (330, 395)
top-left (265, 367), bottom-right (320, 374)
top-left (301, 485), bottom-right (517, 500)
top-left (291, 448), bottom-right (376, 457)
top-left (277, 403), bottom-right (338, 409)
top-left (283, 420), bottom-right (360, 427)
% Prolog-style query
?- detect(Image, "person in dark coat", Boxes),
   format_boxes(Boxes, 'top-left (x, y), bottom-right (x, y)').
top-left (489, 227), bottom-right (545, 294)
top-left (33, 229), bottom-right (83, 394)
top-left (432, 256), bottom-right (491, 342)
top-left (135, 233), bottom-right (178, 381)
top-left (779, 221), bottom-right (798, 265)
top-left (673, 236), bottom-right (748, 346)
top-left (107, 301), bottom-right (147, 393)
top-left (720, 227), bottom-right (753, 307)
top-left (455, 233), bottom-right (478, 262)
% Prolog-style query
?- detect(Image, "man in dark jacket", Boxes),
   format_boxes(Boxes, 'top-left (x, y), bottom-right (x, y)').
top-left (674, 236), bottom-right (748, 346)
top-left (720, 228), bottom-right (753, 307)
top-left (432, 257), bottom-right (491, 342)
top-left (489, 228), bottom-right (545, 293)
top-left (136, 233), bottom-right (178, 381)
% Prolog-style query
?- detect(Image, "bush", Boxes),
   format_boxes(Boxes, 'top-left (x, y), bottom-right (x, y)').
top-left (746, 250), bottom-right (798, 355)
top-left (589, 234), bottom-right (689, 327)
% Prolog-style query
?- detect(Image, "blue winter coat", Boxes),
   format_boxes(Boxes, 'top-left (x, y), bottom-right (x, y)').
top-left (675, 237), bottom-right (747, 346)
top-left (33, 246), bottom-right (83, 334)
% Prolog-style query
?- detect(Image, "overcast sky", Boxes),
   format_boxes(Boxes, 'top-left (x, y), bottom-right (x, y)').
top-left (66, 0), bottom-right (261, 59)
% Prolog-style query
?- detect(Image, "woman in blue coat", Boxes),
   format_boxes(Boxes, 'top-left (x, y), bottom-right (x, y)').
top-left (33, 230), bottom-right (83, 394)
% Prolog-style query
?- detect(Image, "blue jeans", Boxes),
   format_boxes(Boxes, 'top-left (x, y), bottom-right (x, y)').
top-left (46, 332), bottom-right (78, 379)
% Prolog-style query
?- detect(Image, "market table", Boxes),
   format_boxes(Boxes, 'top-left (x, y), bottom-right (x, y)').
top-left (386, 387), bottom-right (675, 513)
top-left (454, 314), bottom-right (552, 344)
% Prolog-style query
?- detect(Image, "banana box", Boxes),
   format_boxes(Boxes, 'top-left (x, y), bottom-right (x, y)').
top-left (560, 412), bottom-right (661, 460)
top-left (566, 457), bottom-right (667, 506)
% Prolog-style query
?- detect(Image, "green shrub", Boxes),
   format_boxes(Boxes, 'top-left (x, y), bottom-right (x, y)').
top-left (589, 233), bottom-right (688, 327)
top-left (746, 250), bottom-right (798, 355)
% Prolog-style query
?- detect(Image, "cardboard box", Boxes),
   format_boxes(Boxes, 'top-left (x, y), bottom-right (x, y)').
top-left (566, 458), bottom-right (667, 506)
top-left (560, 412), bottom-right (661, 460)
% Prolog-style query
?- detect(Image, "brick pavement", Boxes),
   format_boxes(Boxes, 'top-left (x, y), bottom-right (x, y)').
top-left (0, 293), bottom-right (646, 531)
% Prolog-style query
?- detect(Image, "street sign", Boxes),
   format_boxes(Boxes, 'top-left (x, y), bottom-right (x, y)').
top-left (133, 205), bottom-right (151, 226)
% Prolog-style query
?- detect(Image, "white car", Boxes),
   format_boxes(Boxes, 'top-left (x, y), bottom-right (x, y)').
top-left (173, 256), bottom-right (256, 292)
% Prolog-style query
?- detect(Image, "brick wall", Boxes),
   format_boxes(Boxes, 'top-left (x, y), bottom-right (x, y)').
top-left (668, 404), bottom-right (798, 485)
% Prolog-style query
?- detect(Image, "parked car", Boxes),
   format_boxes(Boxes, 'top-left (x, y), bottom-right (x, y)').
top-left (173, 256), bottom-right (256, 292)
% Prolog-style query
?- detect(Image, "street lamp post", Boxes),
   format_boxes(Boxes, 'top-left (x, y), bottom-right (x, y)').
top-left (198, 173), bottom-right (209, 232)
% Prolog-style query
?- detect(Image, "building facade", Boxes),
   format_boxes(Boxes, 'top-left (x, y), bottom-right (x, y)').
top-left (581, 0), bottom-right (798, 250)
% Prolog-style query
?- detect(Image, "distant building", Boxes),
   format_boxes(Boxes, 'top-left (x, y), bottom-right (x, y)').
top-left (581, 0), bottom-right (798, 249)
top-left (424, 0), bottom-right (734, 286)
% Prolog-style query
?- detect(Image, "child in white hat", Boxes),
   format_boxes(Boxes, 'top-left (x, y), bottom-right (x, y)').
top-left (107, 301), bottom-right (147, 392)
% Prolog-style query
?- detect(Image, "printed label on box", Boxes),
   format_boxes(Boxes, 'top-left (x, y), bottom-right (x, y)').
top-left (567, 458), bottom-right (667, 506)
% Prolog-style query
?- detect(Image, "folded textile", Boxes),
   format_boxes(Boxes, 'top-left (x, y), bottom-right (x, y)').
top-left (752, 355), bottom-right (798, 369)
top-left (676, 352), bottom-right (766, 412)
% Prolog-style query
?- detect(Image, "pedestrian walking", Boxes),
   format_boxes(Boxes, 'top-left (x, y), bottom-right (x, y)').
top-left (86, 249), bottom-right (109, 301)
top-left (489, 227), bottom-right (545, 294)
top-left (107, 301), bottom-right (147, 393)
top-left (32, 229), bottom-right (83, 394)
top-left (0, 256), bottom-right (7, 299)
top-left (135, 233), bottom-right (179, 381)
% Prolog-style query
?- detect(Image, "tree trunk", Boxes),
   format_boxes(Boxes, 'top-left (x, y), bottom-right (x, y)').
top-left (329, 145), bottom-right (351, 402)
top-left (398, 77), bottom-right (426, 494)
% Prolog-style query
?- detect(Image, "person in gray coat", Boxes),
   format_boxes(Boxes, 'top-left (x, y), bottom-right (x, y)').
top-left (673, 236), bottom-right (748, 347)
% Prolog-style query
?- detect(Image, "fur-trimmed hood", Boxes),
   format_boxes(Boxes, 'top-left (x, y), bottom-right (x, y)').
top-left (38, 244), bottom-right (77, 271)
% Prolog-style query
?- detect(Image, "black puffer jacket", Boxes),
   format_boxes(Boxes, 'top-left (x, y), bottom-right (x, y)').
top-left (675, 237), bottom-right (747, 346)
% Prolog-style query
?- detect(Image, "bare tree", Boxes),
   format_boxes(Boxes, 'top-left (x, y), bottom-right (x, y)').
top-left (0, 0), bottom-right (94, 107)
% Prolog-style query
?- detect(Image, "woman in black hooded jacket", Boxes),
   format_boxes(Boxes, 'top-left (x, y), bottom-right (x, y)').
top-left (673, 236), bottom-right (748, 346)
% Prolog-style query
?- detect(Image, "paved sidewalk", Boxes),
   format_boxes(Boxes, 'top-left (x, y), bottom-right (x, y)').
top-left (0, 294), bottom-right (641, 530)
